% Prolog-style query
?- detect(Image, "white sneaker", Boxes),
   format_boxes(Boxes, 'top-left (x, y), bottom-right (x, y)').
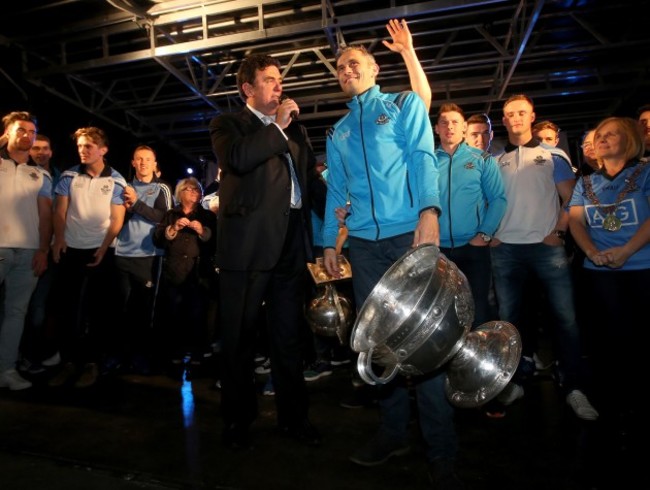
top-left (262, 377), bottom-right (275, 396)
top-left (0, 369), bottom-right (33, 390)
top-left (533, 352), bottom-right (554, 371)
top-left (254, 358), bottom-right (271, 375)
top-left (497, 382), bottom-right (524, 405)
top-left (42, 351), bottom-right (61, 367)
top-left (566, 389), bottom-right (599, 421)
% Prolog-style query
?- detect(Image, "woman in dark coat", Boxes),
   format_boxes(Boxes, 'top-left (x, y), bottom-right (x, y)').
top-left (154, 177), bottom-right (217, 374)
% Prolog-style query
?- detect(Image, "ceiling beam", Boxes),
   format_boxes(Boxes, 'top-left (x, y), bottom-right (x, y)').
top-left (25, 0), bottom-right (507, 77)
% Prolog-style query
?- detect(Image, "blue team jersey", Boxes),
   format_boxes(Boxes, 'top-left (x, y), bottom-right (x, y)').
top-left (570, 161), bottom-right (650, 270)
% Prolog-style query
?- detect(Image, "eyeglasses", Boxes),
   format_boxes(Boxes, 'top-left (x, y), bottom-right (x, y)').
top-left (182, 187), bottom-right (200, 193)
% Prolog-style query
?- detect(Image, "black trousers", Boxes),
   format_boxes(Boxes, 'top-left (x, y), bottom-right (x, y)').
top-left (219, 210), bottom-right (310, 428)
top-left (113, 256), bottom-right (161, 358)
top-left (54, 247), bottom-right (116, 365)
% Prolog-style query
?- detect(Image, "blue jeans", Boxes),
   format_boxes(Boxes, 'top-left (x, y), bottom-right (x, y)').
top-left (490, 242), bottom-right (583, 390)
top-left (23, 251), bottom-right (59, 361)
top-left (379, 372), bottom-right (458, 462)
top-left (348, 234), bottom-right (413, 307)
top-left (0, 248), bottom-right (39, 371)
top-left (349, 235), bottom-right (458, 462)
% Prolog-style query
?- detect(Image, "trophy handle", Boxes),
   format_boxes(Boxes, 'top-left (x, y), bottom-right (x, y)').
top-left (330, 284), bottom-right (349, 345)
top-left (357, 349), bottom-right (399, 385)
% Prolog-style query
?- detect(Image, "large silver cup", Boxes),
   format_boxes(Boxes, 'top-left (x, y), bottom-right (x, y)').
top-left (351, 243), bottom-right (521, 407)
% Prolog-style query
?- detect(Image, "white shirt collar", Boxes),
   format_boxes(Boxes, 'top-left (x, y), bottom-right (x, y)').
top-left (247, 104), bottom-right (275, 124)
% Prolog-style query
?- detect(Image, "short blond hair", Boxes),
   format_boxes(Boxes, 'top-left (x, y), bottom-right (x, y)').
top-left (335, 44), bottom-right (376, 64)
top-left (174, 176), bottom-right (203, 202)
top-left (502, 94), bottom-right (534, 113)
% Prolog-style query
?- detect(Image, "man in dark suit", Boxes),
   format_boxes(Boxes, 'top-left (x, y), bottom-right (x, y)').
top-left (209, 54), bottom-right (325, 449)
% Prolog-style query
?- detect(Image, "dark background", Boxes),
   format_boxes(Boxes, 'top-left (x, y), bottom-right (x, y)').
top-left (0, 77), bottom-right (192, 185)
top-left (2, 0), bottom-right (650, 186)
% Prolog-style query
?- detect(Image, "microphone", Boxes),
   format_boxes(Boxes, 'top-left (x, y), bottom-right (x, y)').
top-left (280, 94), bottom-right (299, 120)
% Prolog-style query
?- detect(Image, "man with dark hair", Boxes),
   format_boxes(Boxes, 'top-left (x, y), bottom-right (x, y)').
top-left (30, 134), bottom-right (61, 187)
top-left (209, 54), bottom-right (326, 449)
top-left (466, 113), bottom-right (494, 152)
top-left (0, 111), bottom-right (52, 391)
top-left (20, 134), bottom-right (62, 373)
top-left (434, 102), bottom-right (506, 328)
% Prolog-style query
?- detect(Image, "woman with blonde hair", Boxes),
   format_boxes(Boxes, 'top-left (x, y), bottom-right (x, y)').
top-left (154, 177), bottom-right (217, 376)
top-left (568, 116), bottom-right (648, 480)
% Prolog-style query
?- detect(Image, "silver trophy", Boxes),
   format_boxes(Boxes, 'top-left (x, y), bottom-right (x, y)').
top-left (351, 243), bottom-right (521, 408)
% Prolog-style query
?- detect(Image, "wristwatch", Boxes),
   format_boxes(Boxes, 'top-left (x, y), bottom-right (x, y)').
top-left (553, 229), bottom-right (566, 239)
top-left (478, 232), bottom-right (492, 243)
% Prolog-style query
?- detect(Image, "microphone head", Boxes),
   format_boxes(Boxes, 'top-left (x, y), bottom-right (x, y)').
top-left (280, 93), bottom-right (298, 120)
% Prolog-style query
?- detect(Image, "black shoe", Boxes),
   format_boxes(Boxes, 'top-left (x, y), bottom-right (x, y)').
top-left (349, 433), bottom-right (411, 467)
top-left (47, 362), bottom-right (77, 388)
top-left (75, 362), bottom-right (99, 389)
top-left (428, 458), bottom-right (465, 490)
top-left (222, 423), bottom-right (251, 450)
top-left (129, 354), bottom-right (151, 375)
top-left (340, 386), bottom-right (377, 409)
top-left (100, 356), bottom-right (123, 376)
top-left (166, 360), bottom-right (186, 381)
top-left (280, 419), bottom-right (322, 446)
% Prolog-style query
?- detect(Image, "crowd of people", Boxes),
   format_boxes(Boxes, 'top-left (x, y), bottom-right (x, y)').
top-left (1, 17), bottom-right (647, 490)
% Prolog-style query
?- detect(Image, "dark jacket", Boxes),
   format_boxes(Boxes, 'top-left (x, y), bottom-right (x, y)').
top-left (153, 204), bottom-right (217, 286)
top-left (209, 107), bottom-right (326, 271)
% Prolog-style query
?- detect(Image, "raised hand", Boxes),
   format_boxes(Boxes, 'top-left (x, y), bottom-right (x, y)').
top-left (383, 18), bottom-right (413, 54)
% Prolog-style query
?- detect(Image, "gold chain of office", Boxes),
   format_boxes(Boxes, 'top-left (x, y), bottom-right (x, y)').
top-left (582, 164), bottom-right (645, 231)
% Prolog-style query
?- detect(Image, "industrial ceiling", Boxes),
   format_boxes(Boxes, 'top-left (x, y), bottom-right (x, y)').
top-left (1, 0), bottom-right (649, 178)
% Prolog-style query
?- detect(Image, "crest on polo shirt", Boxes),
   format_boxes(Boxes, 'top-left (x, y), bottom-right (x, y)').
top-left (534, 155), bottom-right (547, 166)
top-left (376, 114), bottom-right (390, 125)
top-left (29, 170), bottom-right (40, 181)
top-left (101, 183), bottom-right (112, 195)
top-left (464, 162), bottom-right (476, 170)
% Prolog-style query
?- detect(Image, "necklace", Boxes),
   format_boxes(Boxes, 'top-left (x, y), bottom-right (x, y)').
top-left (583, 164), bottom-right (645, 231)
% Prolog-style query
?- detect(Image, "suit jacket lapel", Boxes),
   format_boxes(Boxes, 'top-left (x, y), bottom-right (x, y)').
top-left (241, 107), bottom-right (264, 129)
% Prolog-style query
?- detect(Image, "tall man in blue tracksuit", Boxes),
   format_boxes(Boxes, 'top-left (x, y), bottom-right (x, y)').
top-left (434, 102), bottom-right (506, 328)
top-left (323, 45), bottom-right (463, 488)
